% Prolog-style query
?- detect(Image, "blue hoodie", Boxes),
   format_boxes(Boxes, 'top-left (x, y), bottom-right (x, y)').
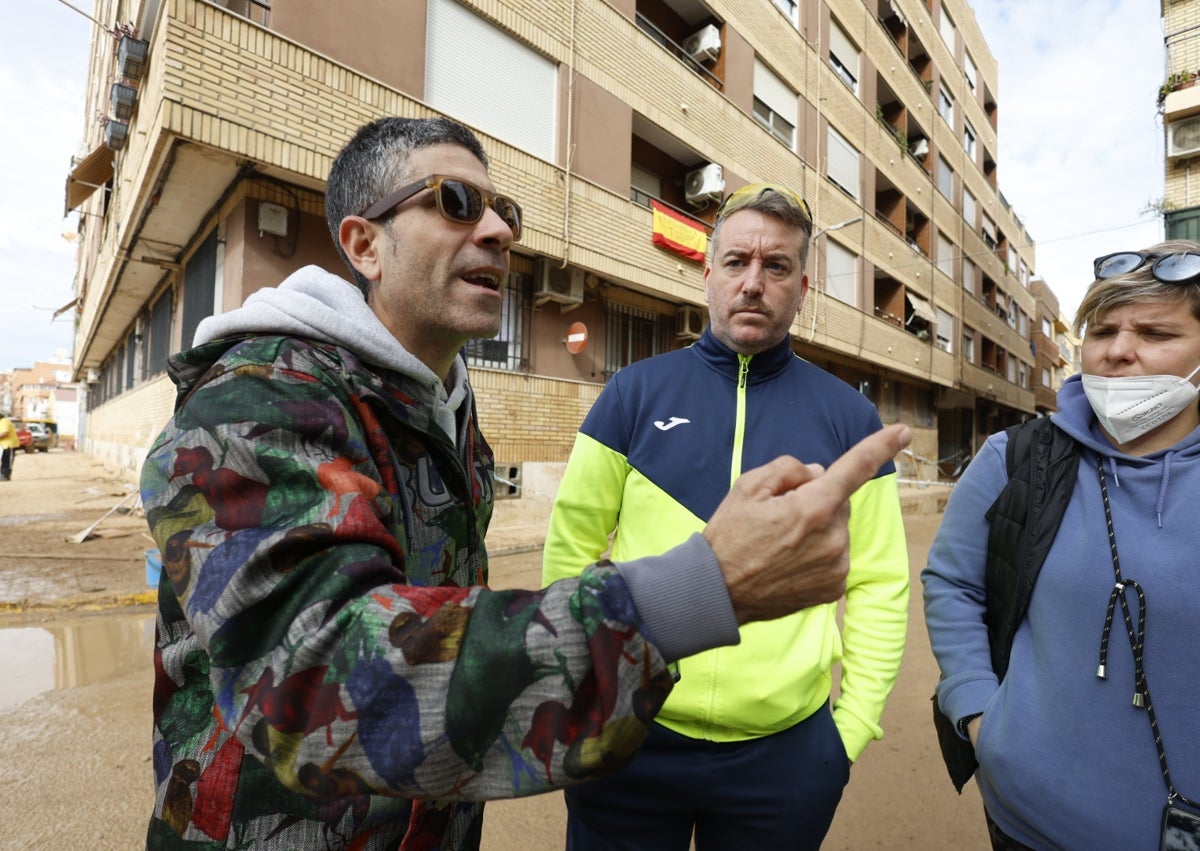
top-left (922, 374), bottom-right (1200, 849)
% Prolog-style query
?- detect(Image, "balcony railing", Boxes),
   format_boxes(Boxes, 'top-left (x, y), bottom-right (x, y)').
top-left (635, 13), bottom-right (724, 91)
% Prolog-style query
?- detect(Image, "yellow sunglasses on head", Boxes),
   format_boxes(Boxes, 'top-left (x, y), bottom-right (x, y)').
top-left (714, 182), bottom-right (812, 226)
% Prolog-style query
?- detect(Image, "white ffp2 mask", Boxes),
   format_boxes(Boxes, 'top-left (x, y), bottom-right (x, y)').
top-left (1082, 362), bottom-right (1200, 445)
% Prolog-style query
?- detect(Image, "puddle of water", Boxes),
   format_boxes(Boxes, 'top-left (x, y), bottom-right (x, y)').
top-left (0, 614), bottom-right (155, 712)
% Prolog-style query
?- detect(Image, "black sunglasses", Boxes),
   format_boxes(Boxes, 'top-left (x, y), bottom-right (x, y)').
top-left (1093, 251), bottom-right (1200, 285)
top-left (357, 174), bottom-right (523, 241)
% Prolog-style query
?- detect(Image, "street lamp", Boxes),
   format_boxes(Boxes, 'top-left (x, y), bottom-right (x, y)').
top-left (814, 215), bottom-right (863, 239)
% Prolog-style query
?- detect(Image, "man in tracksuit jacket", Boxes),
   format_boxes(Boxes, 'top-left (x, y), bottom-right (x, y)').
top-left (543, 183), bottom-right (909, 849)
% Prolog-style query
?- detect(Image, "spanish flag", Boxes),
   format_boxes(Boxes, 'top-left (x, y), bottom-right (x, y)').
top-left (651, 200), bottom-right (707, 263)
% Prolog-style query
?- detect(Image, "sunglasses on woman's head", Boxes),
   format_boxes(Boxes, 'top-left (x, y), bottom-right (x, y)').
top-left (1093, 251), bottom-right (1200, 286)
top-left (358, 174), bottom-right (523, 241)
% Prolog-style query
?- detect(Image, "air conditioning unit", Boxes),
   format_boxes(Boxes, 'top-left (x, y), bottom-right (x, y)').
top-left (105, 120), bottom-right (129, 152)
top-left (909, 138), bottom-right (929, 158)
top-left (684, 163), bottom-right (724, 207)
top-left (534, 259), bottom-right (585, 305)
top-left (86, 368), bottom-right (99, 384)
top-left (1168, 115), bottom-right (1200, 159)
top-left (683, 24), bottom-right (721, 63)
top-left (676, 305), bottom-right (707, 340)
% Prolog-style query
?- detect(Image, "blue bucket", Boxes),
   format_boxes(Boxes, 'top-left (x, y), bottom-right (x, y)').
top-left (145, 549), bottom-right (162, 588)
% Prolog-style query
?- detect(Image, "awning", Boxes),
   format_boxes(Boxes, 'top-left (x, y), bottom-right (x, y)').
top-left (64, 144), bottom-right (114, 215)
top-left (906, 291), bottom-right (937, 324)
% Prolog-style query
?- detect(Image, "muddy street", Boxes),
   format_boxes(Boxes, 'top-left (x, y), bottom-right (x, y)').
top-left (0, 450), bottom-right (987, 849)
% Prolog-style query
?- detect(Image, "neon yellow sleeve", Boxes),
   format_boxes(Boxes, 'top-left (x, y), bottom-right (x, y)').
top-left (541, 432), bottom-right (631, 586)
top-left (833, 471), bottom-right (910, 761)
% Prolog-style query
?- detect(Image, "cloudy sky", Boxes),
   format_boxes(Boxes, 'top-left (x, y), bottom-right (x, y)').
top-left (0, 1), bottom-right (1166, 371)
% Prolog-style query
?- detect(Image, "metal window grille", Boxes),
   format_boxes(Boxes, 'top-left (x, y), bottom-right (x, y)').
top-left (145, 288), bottom-right (173, 379)
top-left (125, 331), bottom-right (137, 390)
top-left (464, 272), bottom-right (529, 371)
top-left (181, 231), bottom-right (218, 352)
top-left (605, 303), bottom-right (668, 377)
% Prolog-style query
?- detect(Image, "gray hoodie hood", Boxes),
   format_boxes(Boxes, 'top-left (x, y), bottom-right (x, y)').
top-left (194, 265), bottom-right (469, 442)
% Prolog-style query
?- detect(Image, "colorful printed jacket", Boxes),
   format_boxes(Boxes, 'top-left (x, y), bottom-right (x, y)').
top-left (544, 328), bottom-right (909, 760)
top-left (141, 333), bottom-right (675, 849)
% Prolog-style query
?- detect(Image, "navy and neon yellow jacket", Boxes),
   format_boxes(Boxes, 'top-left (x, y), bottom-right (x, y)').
top-left (543, 328), bottom-right (909, 759)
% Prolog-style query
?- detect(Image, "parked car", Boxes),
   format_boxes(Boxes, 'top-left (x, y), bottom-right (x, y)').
top-left (11, 419), bottom-right (33, 453)
top-left (25, 420), bottom-right (58, 452)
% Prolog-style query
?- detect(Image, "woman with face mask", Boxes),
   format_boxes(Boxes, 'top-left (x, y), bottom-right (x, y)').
top-left (922, 239), bottom-right (1200, 850)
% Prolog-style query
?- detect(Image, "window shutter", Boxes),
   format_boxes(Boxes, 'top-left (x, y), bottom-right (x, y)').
top-left (426, 0), bottom-right (557, 162)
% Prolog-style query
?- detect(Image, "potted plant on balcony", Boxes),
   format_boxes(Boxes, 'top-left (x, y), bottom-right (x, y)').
top-left (1158, 70), bottom-right (1199, 109)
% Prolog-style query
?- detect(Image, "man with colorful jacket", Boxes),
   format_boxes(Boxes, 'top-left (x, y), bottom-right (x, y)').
top-left (543, 184), bottom-right (910, 849)
top-left (140, 118), bottom-right (910, 850)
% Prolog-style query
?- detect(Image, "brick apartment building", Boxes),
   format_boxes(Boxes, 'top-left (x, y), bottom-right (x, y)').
top-left (64, 0), bottom-right (1054, 488)
top-left (1164, 0), bottom-right (1200, 239)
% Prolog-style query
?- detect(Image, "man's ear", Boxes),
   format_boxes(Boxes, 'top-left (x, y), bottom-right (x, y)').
top-left (339, 216), bottom-right (383, 284)
top-left (795, 273), bottom-right (810, 315)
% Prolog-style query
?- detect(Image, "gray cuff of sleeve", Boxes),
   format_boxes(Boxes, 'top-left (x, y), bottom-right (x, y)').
top-left (613, 532), bottom-right (740, 662)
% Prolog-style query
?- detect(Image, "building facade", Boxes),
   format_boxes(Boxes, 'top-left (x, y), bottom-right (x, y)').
top-left (65, 0), bottom-right (1046, 487)
top-left (1163, 0), bottom-right (1200, 238)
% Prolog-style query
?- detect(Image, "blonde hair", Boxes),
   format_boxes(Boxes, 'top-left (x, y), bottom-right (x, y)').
top-left (1075, 239), bottom-right (1200, 335)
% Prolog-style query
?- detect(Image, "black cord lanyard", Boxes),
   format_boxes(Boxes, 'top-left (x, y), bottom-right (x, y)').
top-left (1095, 454), bottom-right (1200, 810)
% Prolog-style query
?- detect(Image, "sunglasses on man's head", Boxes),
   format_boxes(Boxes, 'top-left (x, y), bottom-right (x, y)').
top-left (714, 182), bottom-right (812, 227)
top-left (358, 174), bottom-right (523, 241)
top-left (1093, 251), bottom-right (1200, 286)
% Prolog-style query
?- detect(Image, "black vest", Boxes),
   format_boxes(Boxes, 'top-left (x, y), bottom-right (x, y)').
top-left (933, 417), bottom-right (1081, 791)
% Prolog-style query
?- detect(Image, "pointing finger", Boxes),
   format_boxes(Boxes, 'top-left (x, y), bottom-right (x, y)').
top-left (791, 424), bottom-right (911, 508)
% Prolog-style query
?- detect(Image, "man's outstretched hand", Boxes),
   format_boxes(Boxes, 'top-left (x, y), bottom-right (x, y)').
top-left (704, 423), bottom-right (912, 625)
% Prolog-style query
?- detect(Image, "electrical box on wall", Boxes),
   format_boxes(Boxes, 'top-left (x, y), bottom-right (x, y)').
top-left (258, 202), bottom-right (289, 237)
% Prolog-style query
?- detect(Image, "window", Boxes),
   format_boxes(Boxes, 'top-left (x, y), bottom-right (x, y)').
top-left (937, 155), bottom-right (953, 199)
top-left (1018, 309), bottom-right (1028, 336)
top-left (962, 256), bottom-right (977, 295)
top-left (825, 240), bottom-right (859, 307)
top-left (427, 0), bottom-right (557, 162)
top-left (1019, 362), bottom-right (1028, 388)
top-left (465, 266), bottom-right (530, 371)
top-left (631, 164), bottom-right (661, 208)
top-left (144, 287), bottom-right (173, 379)
top-left (753, 59), bottom-right (796, 148)
top-left (124, 330), bottom-right (137, 390)
top-left (181, 230), bottom-right (218, 353)
top-left (938, 86), bottom-right (955, 127)
top-left (606, 303), bottom-right (668, 375)
top-left (1042, 367), bottom-right (1051, 387)
top-left (964, 51), bottom-right (978, 93)
top-left (1042, 317), bottom-right (1052, 337)
top-left (939, 7), bottom-right (957, 51)
top-left (1008, 302), bottom-right (1018, 330)
top-left (963, 332), bottom-right (975, 363)
top-left (220, 0), bottom-right (270, 25)
top-left (963, 188), bottom-right (976, 228)
top-left (1007, 245), bottom-right (1019, 275)
top-left (827, 126), bottom-right (860, 201)
top-left (936, 231), bottom-right (954, 278)
top-left (982, 214), bottom-right (997, 249)
top-left (772, 0), bottom-right (799, 28)
top-left (829, 18), bottom-right (859, 94)
top-left (1019, 260), bottom-right (1029, 287)
top-left (1007, 355), bottom-right (1018, 384)
top-left (936, 307), bottom-right (954, 352)
top-left (964, 121), bottom-right (977, 159)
